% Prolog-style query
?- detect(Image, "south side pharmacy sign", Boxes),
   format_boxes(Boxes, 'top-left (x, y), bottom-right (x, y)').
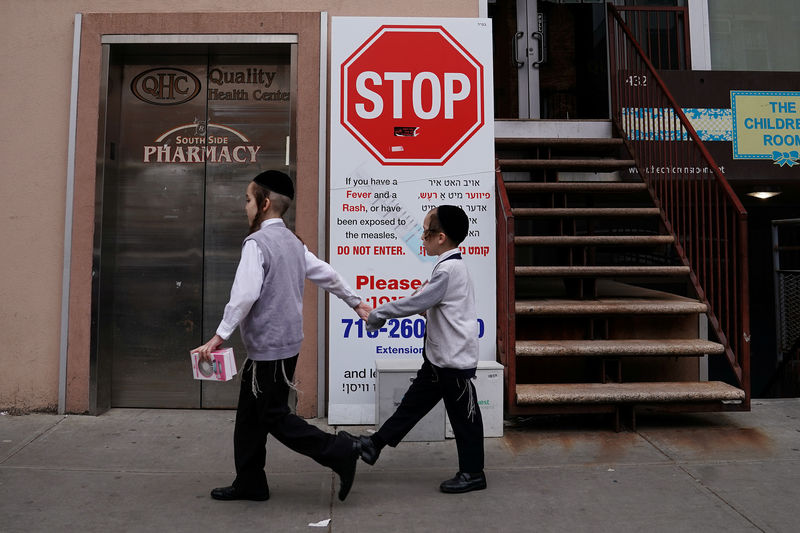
top-left (329, 17), bottom-right (496, 424)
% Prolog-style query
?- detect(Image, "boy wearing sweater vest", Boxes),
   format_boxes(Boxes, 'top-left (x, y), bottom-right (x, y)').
top-left (348, 205), bottom-right (486, 494)
top-left (193, 170), bottom-right (371, 503)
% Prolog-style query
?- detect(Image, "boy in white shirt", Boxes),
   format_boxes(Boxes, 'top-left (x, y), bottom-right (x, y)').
top-left (348, 205), bottom-right (486, 493)
top-left (193, 170), bottom-right (371, 503)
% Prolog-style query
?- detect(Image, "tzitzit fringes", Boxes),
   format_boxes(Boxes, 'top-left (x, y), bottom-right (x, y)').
top-left (456, 377), bottom-right (477, 422)
top-left (466, 379), bottom-right (477, 422)
top-left (281, 359), bottom-right (299, 392)
top-left (250, 360), bottom-right (262, 398)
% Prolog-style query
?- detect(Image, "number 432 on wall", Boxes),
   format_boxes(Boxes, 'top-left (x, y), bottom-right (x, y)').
top-left (625, 74), bottom-right (648, 87)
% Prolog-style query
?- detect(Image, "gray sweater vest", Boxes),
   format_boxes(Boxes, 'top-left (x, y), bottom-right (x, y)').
top-left (239, 221), bottom-right (305, 361)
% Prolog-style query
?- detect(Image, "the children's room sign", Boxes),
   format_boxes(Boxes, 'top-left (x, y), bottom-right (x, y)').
top-left (328, 17), bottom-right (496, 424)
top-left (657, 71), bottom-right (800, 179)
top-left (732, 91), bottom-right (800, 165)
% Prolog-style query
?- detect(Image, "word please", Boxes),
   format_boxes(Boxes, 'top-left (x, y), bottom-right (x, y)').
top-left (355, 275), bottom-right (424, 291)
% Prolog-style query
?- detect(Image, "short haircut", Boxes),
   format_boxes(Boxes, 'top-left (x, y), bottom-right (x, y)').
top-left (432, 204), bottom-right (469, 245)
top-left (266, 190), bottom-right (292, 216)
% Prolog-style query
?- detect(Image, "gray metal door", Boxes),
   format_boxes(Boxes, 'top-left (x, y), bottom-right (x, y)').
top-left (97, 45), bottom-right (294, 408)
top-left (200, 51), bottom-right (294, 407)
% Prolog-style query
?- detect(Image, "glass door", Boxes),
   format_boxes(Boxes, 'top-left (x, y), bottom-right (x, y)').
top-left (492, 0), bottom-right (610, 119)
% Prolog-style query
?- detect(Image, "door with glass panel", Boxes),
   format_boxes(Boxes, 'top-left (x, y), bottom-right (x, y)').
top-left (493, 0), bottom-right (610, 119)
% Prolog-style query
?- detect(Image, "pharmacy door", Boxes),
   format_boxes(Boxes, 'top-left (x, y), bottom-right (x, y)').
top-left (94, 43), bottom-right (296, 408)
top-left (492, 0), bottom-right (610, 119)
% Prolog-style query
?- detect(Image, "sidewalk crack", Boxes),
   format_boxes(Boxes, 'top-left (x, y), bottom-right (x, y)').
top-left (677, 464), bottom-right (766, 533)
top-left (0, 415), bottom-right (68, 465)
top-left (639, 430), bottom-right (767, 532)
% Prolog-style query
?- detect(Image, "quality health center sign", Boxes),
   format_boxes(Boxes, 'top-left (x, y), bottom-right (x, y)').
top-left (329, 17), bottom-right (496, 424)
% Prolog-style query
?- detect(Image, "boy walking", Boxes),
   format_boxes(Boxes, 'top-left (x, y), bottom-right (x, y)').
top-left (352, 205), bottom-right (486, 493)
top-left (193, 170), bottom-right (370, 503)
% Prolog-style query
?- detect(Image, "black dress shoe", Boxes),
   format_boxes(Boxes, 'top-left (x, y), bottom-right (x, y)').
top-left (210, 485), bottom-right (269, 501)
top-left (439, 471), bottom-right (487, 494)
top-left (357, 435), bottom-right (381, 465)
top-left (333, 431), bottom-right (361, 501)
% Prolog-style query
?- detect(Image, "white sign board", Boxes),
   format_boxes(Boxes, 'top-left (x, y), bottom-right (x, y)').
top-left (329, 17), bottom-right (496, 424)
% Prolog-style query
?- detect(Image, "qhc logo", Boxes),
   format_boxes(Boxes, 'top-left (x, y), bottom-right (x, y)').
top-left (131, 68), bottom-right (202, 106)
top-left (143, 121), bottom-right (261, 164)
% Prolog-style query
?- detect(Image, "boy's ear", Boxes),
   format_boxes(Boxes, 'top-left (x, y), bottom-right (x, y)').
top-left (261, 196), bottom-right (271, 213)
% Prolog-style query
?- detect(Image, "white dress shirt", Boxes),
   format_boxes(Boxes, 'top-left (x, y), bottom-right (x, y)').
top-left (216, 218), bottom-right (361, 339)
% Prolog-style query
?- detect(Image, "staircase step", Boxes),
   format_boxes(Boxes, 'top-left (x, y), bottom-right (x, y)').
top-left (516, 297), bottom-right (707, 315)
top-left (496, 137), bottom-right (625, 148)
top-left (516, 382), bottom-right (745, 405)
top-left (512, 207), bottom-right (660, 218)
top-left (516, 339), bottom-right (725, 357)
top-left (499, 159), bottom-right (636, 171)
top-left (516, 235), bottom-right (674, 246)
top-left (504, 181), bottom-right (647, 193)
top-left (515, 266), bottom-right (690, 277)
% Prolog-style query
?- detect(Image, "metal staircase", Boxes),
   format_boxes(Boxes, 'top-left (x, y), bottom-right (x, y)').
top-left (495, 134), bottom-right (746, 429)
top-left (493, 4), bottom-right (750, 429)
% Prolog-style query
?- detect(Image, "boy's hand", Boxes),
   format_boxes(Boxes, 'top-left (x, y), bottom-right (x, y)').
top-left (365, 310), bottom-right (386, 332)
top-left (192, 334), bottom-right (223, 363)
top-left (354, 300), bottom-right (373, 321)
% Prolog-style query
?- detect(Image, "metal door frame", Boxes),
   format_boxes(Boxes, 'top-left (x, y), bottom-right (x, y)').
top-left (515, 0), bottom-right (543, 118)
top-left (90, 34), bottom-right (300, 413)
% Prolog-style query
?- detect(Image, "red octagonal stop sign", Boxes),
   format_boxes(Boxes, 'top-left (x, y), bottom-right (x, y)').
top-left (341, 25), bottom-right (484, 166)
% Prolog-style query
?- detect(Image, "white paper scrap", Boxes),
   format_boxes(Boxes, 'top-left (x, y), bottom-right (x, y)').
top-left (309, 519), bottom-right (331, 527)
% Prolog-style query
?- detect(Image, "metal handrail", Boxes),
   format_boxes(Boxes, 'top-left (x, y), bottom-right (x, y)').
top-left (614, 6), bottom-right (691, 70)
top-left (495, 166), bottom-right (516, 411)
top-left (607, 4), bottom-right (750, 402)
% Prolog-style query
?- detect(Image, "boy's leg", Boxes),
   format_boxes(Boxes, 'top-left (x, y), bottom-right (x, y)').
top-left (373, 360), bottom-right (444, 447)
top-left (266, 356), bottom-right (355, 468)
top-left (441, 376), bottom-right (484, 474)
top-left (224, 357), bottom-right (358, 501)
top-left (229, 359), bottom-right (271, 495)
top-left (265, 356), bottom-right (360, 501)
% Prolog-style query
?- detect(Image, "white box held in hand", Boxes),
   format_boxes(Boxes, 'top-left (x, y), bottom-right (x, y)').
top-left (190, 348), bottom-right (237, 381)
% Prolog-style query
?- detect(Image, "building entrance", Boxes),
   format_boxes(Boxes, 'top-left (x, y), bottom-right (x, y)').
top-left (94, 43), bottom-right (296, 408)
top-left (491, 0), bottom-right (610, 119)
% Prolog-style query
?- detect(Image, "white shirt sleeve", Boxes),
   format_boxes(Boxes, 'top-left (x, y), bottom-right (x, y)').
top-left (304, 246), bottom-right (362, 308)
top-left (216, 240), bottom-right (264, 339)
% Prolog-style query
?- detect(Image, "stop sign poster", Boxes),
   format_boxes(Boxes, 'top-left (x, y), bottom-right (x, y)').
top-left (329, 17), bottom-right (495, 424)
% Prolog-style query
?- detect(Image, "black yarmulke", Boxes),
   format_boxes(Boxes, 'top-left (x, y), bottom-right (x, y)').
top-left (436, 204), bottom-right (469, 245)
top-left (252, 170), bottom-right (294, 199)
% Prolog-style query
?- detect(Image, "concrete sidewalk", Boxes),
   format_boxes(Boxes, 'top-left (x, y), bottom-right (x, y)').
top-left (1, 399), bottom-right (799, 532)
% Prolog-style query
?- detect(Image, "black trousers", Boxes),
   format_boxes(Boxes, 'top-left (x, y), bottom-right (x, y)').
top-left (375, 358), bottom-right (484, 473)
top-left (232, 356), bottom-right (351, 492)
